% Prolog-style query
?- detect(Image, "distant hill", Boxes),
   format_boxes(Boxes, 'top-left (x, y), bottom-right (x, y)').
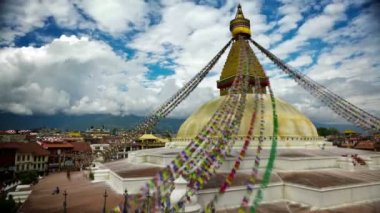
top-left (314, 122), bottom-right (365, 134)
top-left (0, 113), bottom-right (185, 133)
top-left (0, 112), bottom-right (365, 135)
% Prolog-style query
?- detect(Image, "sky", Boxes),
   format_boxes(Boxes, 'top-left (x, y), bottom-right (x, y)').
top-left (0, 0), bottom-right (379, 125)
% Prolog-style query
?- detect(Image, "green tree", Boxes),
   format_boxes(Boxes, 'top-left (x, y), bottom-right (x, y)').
top-left (0, 195), bottom-right (17, 213)
top-left (16, 171), bottom-right (39, 184)
top-left (317, 127), bottom-right (339, 137)
top-left (328, 128), bottom-right (339, 135)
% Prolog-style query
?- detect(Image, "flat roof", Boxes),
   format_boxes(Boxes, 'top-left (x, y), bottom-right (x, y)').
top-left (203, 172), bottom-right (281, 189)
top-left (20, 172), bottom-right (123, 213)
top-left (278, 169), bottom-right (380, 188)
top-left (218, 200), bottom-right (380, 213)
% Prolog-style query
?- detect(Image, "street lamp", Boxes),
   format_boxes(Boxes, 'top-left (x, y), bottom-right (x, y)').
top-left (63, 190), bottom-right (67, 213)
top-left (103, 189), bottom-right (108, 213)
top-left (145, 188), bottom-right (151, 213)
top-left (123, 189), bottom-right (129, 213)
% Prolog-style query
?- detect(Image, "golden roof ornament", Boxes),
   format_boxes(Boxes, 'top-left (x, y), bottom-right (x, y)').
top-left (230, 4), bottom-right (251, 38)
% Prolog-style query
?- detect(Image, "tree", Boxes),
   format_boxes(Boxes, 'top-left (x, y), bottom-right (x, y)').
top-left (16, 171), bottom-right (39, 184)
top-left (162, 131), bottom-right (172, 141)
top-left (0, 194), bottom-right (17, 213)
top-left (317, 127), bottom-right (339, 137)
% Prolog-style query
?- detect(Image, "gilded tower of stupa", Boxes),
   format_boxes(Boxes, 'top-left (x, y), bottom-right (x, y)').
top-left (217, 4), bottom-right (268, 96)
top-left (176, 5), bottom-right (321, 145)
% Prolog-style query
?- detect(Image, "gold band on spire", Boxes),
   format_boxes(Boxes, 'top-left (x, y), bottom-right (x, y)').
top-left (230, 4), bottom-right (251, 38)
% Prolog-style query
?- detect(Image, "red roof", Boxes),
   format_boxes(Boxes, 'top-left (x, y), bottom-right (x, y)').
top-left (41, 142), bottom-right (74, 149)
top-left (355, 140), bottom-right (375, 150)
top-left (71, 142), bottom-right (92, 153)
top-left (0, 142), bottom-right (49, 156)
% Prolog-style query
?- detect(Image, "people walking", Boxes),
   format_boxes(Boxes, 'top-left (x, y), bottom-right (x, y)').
top-left (52, 186), bottom-right (60, 195)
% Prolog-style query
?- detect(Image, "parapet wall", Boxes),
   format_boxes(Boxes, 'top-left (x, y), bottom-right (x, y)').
top-left (167, 137), bottom-right (328, 149)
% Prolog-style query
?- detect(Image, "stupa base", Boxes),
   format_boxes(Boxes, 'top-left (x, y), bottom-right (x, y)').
top-left (91, 146), bottom-right (380, 211)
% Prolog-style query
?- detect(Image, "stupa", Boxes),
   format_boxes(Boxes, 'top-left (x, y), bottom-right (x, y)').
top-left (173, 4), bottom-right (322, 149)
top-left (92, 5), bottom-right (380, 212)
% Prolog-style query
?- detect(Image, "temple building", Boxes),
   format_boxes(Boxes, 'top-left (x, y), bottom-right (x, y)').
top-left (89, 5), bottom-right (380, 212)
top-left (174, 4), bottom-right (321, 149)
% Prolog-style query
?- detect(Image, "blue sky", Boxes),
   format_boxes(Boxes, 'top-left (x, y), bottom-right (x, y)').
top-left (0, 0), bottom-right (379, 125)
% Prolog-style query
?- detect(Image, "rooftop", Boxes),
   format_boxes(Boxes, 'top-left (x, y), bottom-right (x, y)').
top-left (278, 169), bottom-right (380, 188)
top-left (20, 172), bottom-right (123, 213)
top-left (219, 200), bottom-right (380, 213)
top-left (101, 158), bottom-right (162, 178)
top-left (0, 142), bottom-right (49, 156)
top-left (41, 142), bottom-right (74, 149)
top-left (71, 142), bottom-right (92, 152)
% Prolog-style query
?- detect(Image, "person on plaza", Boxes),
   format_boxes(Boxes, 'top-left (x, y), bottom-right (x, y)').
top-left (52, 186), bottom-right (60, 195)
top-left (66, 169), bottom-right (71, 180)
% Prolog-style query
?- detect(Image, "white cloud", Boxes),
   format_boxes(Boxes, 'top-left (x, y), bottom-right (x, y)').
top-left (0, 36), bottom-right (140, 115)
top-left (74, 0), bottom-right (149, 35)
top-left (277, 4), bottom-right (302, 33)
top-left (0, 35), bottom-right (220, 117)
top-left (288, 55), bottom-right (313, 68)
top-left (273, 2), bottom-right (347, 58)
top-left (269, 2), bottom-right (380, 124)
top-left (0, 0), bottom-right (88, 45)
top-left (0, 0), bottom-right (153, 45)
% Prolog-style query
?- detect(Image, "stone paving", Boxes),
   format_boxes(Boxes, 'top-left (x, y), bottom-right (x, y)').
top-left (20, 171), bottom-right (123, 213)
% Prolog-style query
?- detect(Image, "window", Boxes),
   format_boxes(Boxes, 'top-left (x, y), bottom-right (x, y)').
top-left (22, 155), bottom-right (25, 161)
top-left (17, 155), bottom-right (20, 161)
top-left (34, 156), bottom-right (37, 161)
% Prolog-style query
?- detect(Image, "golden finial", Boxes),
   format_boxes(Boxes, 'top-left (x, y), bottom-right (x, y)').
top-left (230, 4), bottom-right (251, 38)
top-left (235, 4), bottom-right (245, 19)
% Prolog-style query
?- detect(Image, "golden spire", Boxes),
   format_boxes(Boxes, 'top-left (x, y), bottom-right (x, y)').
top-left (217, 4), bottom-right (268, 96)
top-left (235, 4), bottom-right (245, 19)
top-left (230, 4), bottom-right (251, 38)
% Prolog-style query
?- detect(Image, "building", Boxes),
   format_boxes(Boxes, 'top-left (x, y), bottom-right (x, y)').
top-left (91, 142), bottom-right (110, 162)
top-left (40, 141), bottom-right (92, 172)
top-left (0, 142), bottom-right (49, 174)
top-left (69, 142), bottom-right (93, 170)
top-left (0, 130), bottom-right (37, 143)
top-left (89, 136), bottom-right (120, 161)
top-left (0, 143), bottom-right (18, 184)
top-left (91, 5), bottom-right (380, 212)
top-left (84, 126), bottom-right (111, 139)
top-left (138, 134), bottom-right (167, 149)
top-left (40, 141), bottom-right (74, 172)
top-left (65, 131), bottom-right (82, 138)
top-left (90, 137), bottom-right (138, 161)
